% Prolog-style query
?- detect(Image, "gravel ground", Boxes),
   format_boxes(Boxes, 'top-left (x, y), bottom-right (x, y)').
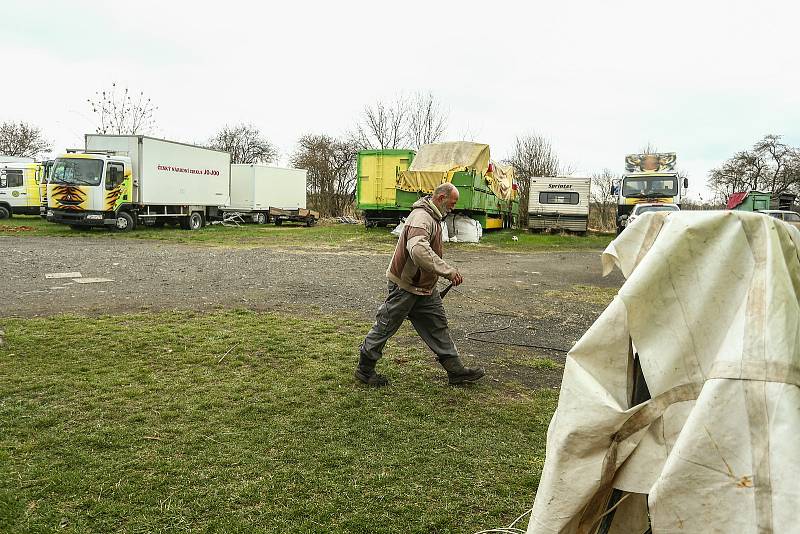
top-left (1, 237), bottom-right (625, 387)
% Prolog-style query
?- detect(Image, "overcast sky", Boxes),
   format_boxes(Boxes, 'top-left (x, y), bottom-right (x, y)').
top-left (3, 0), bottom-right (799, 200)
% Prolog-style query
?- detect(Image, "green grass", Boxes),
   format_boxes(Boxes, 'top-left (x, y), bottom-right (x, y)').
top-left (478, 230), bottom-right (613, 251)
top-left (0, 310), bottom-right (557, 533)
top-left (515, 358), bottom-right (563, 371)
top-left (1, 215), bottom-right (613, 252)
top-left (0, 216), bottom-right (398, 252)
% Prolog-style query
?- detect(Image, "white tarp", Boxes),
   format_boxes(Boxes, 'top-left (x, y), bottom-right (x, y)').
top-left (527, 210), bottom-right (800, 534)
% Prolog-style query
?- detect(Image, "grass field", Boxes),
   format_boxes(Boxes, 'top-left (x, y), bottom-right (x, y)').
top-left (0, 310), bottom-right (558, 533)
top-left (0, 215), bottom-right (614, 252)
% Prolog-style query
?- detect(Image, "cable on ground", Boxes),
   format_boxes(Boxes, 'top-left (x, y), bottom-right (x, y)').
top-left (443, 284), bottom-right (572, 354)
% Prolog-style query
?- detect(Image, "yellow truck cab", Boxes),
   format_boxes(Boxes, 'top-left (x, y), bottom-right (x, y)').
top-left (0, 160), bottom-right (50, 219)
top-left (47, 150), bottom-right (138, 229)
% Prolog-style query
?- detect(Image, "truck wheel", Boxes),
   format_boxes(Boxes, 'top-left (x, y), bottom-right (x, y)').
top-left (187, 212), bottom-right (204, 230)
top-left (115, 212), bottom-right (135, 232)
top-left (0, 206), bottom-right (9, 219)
top-left (253, 212), bottom-right (267, 225)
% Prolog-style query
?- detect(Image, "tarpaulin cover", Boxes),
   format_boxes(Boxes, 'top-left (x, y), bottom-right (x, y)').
top-left (526, 210), bottom-right (800, 534)
top-left (398, 142), bottom-right (489, 193)
top-left (486, 161), bottom-right (515, 201)
top-left (726, 191), bottom-right (748, 210)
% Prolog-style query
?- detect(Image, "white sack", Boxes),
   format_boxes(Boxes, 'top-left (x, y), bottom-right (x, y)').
top-left (448, 214), bottom-right (482, 243)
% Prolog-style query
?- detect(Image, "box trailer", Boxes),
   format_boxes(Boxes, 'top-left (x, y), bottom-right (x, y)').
top-left (528, 176), bottom-right (591, 233)
top-left (47, 135), bottom-right (230, 231)
top-left (222, 164), bottom-right (315, 225)
top-left (356, 149), bottom-right (416, 227)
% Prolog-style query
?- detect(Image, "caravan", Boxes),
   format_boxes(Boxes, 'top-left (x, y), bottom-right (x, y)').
top-left (527, 176), bottom-right (590, 233)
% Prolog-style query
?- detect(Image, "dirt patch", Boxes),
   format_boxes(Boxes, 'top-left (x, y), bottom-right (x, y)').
top-left (0, 236), bottom-right (624, 389)
top-left (0, 225), bottom-right (34, 232)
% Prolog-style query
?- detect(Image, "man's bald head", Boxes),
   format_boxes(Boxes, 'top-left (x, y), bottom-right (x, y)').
top-left (432, 182), bottom-right (458, 215)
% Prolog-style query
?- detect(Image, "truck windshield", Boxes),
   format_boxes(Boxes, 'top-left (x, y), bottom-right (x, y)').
top-left (50, 158), bottom-right (103, 186)
top-left (622, 178), bottom-right (677, 197)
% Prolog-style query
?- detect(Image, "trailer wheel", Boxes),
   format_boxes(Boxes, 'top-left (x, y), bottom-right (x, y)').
top-left (274, 219), bottom-right (283, 226)
top-left (253, 212), bottom-right (267, 225)
top-left (305, 218), bottom-right (316, 227)
top-left (187, 211), bottom-right (204, 230)
top-left (0, 206), bottom-right (9, 219)
top-left (115, 211), bottom-right (135, 232)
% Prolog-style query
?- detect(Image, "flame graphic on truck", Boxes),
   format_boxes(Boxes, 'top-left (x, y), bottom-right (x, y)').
top-left (104, 171), bottom-right (132, 211)
top-left (105, 184), bottom-right (124, 211)
top-left (51, 185), bottom-right (87, 211)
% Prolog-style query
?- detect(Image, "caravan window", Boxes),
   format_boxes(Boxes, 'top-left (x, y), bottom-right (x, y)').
top-left (539, 191), bottom-right (579, 205)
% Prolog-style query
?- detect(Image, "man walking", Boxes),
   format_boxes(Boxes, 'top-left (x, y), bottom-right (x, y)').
top-left (355, 182), bottom-right (486, 387)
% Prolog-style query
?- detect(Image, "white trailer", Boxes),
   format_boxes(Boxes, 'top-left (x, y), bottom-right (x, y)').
top-left (223, 164), bottom-right (316, 225)
top-left (47, 135), bottom-right (230, 231)
top-left (528, 176), bottom-right (591, 233)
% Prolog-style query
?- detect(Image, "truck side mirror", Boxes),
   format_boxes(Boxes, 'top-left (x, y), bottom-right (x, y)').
top-left (683, 178), bottom-right (689, 189)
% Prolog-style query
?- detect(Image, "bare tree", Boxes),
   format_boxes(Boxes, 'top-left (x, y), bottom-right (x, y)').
top-left (709, 134), bottom-right (800, 200)
top-left (406, 92), bottom-right (447, 149)
top-left (590, 168), bottom-right (617, 231)
top-left (291, 134), bottom-right (358, 217)
top-left (0, 121), bottom-right (51, 158)
top-left (351, 92), bottom-right (449, 151)
top-left (351, 97), bottom-right (408, 150)
top-left (508, 134), bottom-right (562, 228)
top-left (87, 83), bottom-right (157, 135)
top-left (208, 124), bottom-right (278, 164)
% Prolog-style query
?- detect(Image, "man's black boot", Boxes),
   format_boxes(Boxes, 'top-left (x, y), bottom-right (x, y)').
top-left (440, 356), bottom-right (485, 385)
top-left (354, 352), bottom-right (390, 387)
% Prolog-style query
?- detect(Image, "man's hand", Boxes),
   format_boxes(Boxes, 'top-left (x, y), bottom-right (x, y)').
top-left (450, 272), bottom-right (463, 286)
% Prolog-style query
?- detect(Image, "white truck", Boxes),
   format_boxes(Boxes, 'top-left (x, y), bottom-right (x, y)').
top-left (527, 176), bottom-right (591, 233)
top-left (222, 164), bottom-right (317, 226)
top-left (614, 152), bottom-right (687, 234)
top-left (0, 159), bottom-right (51, 219)
top-left (47, 135), bottom-right (230, 231)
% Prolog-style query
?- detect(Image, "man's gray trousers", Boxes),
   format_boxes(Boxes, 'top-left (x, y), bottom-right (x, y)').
top-left (361, 281), bottom-right (459, 363)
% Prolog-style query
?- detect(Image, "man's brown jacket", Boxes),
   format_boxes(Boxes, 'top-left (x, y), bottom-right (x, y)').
top-left (386, 196), bottom-right (459, 295)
